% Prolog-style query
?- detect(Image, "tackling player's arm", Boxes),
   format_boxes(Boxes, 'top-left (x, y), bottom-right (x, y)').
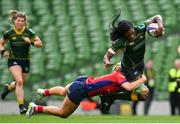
top-left (121, 75), bottom-right (147, 91)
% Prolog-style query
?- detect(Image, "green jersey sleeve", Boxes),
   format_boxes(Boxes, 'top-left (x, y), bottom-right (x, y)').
top-left (3, 30), bottom-right (10, 41)
top-left (111, 38), bottom-right (126, 52)
top-left (28, 28), bottom-right (36, 39)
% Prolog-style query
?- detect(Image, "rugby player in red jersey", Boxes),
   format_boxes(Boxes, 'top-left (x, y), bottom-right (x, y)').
top-left (26, 63), bottom-right (147, 118)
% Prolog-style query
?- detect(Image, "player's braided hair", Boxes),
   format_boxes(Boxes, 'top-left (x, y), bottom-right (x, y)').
top-left (109, 10), bottom-right (133, 41)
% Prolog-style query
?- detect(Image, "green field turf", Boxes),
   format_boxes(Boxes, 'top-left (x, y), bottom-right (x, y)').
top-left (0, 115), bottom-right (180, 123)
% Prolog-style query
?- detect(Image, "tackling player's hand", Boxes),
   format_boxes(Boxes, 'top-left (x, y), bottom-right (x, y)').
top-left (140, 87), bottom-right (149, 98)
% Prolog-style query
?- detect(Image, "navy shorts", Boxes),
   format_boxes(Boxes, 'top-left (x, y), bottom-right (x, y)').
top-left (67, 76), bottom-right (88, 105)
top-left (121, 61), bottom-right (144, 81)
top-left (8, 59), bottom-right (30, 73)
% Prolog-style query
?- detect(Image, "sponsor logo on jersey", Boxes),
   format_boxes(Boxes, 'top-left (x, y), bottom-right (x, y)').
top-left (13, 62), bottom-right (18, 65)
top-left (12, 36), bottom-right (16, 40)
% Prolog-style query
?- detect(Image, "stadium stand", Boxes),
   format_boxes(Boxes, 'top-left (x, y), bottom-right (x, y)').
top-left (0, 0), bottom-right (179, 101)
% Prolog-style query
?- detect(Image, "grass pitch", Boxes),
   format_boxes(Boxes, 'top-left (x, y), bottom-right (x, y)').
top-left (0, 115), bottom-right (180, 123)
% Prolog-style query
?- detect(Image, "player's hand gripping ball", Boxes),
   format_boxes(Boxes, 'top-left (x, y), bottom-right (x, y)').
top-left (146, 23), bottom-right (165, 37)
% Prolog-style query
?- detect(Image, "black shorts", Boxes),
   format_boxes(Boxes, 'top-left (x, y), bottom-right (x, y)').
top-left (8, 59), bottom-right (30, 73)
top-left (67, 76), bottom-right (88, 105)
top-left (121, 62), bottom-right (144, 82)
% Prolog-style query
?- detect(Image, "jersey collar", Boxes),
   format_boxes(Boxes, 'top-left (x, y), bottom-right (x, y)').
top-left (13, 26), bottom-right (26, 34)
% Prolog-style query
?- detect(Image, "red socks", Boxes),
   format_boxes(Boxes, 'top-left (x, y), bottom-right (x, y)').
top-left (35, 105), bottom-right (44, 112)
top-left (44, 89), bottom-right (51, 96)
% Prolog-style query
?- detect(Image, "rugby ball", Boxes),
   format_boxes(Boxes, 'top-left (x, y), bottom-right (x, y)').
top-left (146, 23), bottom-right (164, 37)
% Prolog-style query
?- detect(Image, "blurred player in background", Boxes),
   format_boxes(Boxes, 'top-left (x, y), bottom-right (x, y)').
top-left (26, 63), bottom-right (146, 118)
top-left (0, 10), bottom-right (42, 114)
top-left (178, 45), bottom-right (180, 55)
top-left (101, 10), bottom-right (164, 113)
top-left (168, 59), bottom-right (180, 115)
top-left (132, 59), bottom-right (156, 115)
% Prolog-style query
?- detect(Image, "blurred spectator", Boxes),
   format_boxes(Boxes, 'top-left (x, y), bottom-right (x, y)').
top-left (178, 45), bottom-right (180, 55)
top-left (168, 59), bottom-right (180, 115)
top-left (143, 59), bottom-right (156, 115)
top-left (132, 59), bottom-right (156, 115)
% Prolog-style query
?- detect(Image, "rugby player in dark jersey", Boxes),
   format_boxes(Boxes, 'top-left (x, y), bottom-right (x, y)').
top-left (0, 10), bottom-right (42, 114)
top-left (101, 11), bottom-right (164, 113)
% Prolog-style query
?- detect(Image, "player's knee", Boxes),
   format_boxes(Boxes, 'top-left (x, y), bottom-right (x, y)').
top-left (57, 110), bottom-right (70, 118)
top-left (58, 113), bottom-right (69, 118)
top-left (15, 79), bottom-right (24, 86)
top-left (59, 114), bottom-right (69, 118)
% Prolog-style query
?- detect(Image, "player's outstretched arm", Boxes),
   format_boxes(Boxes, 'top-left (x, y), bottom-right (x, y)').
top-left (121, 75), bottom-right (147, 91)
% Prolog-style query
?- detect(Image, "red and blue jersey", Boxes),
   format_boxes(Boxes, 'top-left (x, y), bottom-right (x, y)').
top-left (85, 71), bottom-right (127, 97)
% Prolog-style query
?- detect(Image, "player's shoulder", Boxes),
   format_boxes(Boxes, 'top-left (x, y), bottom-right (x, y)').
top-left (4, 28), bottom-right (13, 34)
top-left (113, 37), bottom-right (126, 46)
top-left (3, 28), bottom-right (14, 38)
top-left (135, 22), bottom-right (147, 30)
top-left (25, 28), bottom-right (35, 33)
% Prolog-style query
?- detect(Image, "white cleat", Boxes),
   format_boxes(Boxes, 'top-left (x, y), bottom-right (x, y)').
top-left (26, 102), bottom-right (37, 118)
top-left (37, 88), bottom-right (45, 100)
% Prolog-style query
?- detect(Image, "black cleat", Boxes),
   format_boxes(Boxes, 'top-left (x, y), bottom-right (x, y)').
top-left (19, 105), bottom-right (27, 115)
top-left (99, 94), bottom-right (114, 114)
top-left (1, 84), bottom-right (10, 100)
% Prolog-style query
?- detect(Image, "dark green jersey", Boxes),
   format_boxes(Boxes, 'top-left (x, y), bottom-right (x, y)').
top-left (111, 22), bottom-right (147, 68)
top-left (3, 28), bottom-right (36, 59)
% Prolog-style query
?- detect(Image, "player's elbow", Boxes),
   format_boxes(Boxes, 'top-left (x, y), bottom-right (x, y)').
top-left (154, 15), bottom-right (162, 21)
top-left (57, 110), bottom-right (70, 118)
top-left (155, 15), bottom-right (162, 18)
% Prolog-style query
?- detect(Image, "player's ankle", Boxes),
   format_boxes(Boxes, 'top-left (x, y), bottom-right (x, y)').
top-left (44, 89), bottom-right (51, 96)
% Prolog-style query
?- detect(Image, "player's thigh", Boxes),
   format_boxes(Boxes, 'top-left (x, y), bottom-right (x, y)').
top-left (59, 96), bottom-right (78, 117)
top-left (9, 65), bottom-right (23, 83)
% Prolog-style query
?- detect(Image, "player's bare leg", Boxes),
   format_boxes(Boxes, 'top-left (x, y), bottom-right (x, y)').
top-left (37, 83), bottom-right (71, 98)
top-left (9, 65), bottom-right (27, 114)
top-left (26, 95), bottom-right (78, 118)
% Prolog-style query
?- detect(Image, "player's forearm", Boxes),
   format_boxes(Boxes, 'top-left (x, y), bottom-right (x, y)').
top-left (103, 48), bottom-right (115, 64)
top-left (126, 75), bottom-right (147, 91)
top-left (33, 36), bottom-right (43, 48)
top-left (0, 39), bottom-right (5, 51)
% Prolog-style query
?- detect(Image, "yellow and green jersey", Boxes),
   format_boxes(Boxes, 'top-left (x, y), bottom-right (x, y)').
top-left (3, 27), bottom-right (36, 59)
top-left (111, 22), bottom-right (147, 68)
